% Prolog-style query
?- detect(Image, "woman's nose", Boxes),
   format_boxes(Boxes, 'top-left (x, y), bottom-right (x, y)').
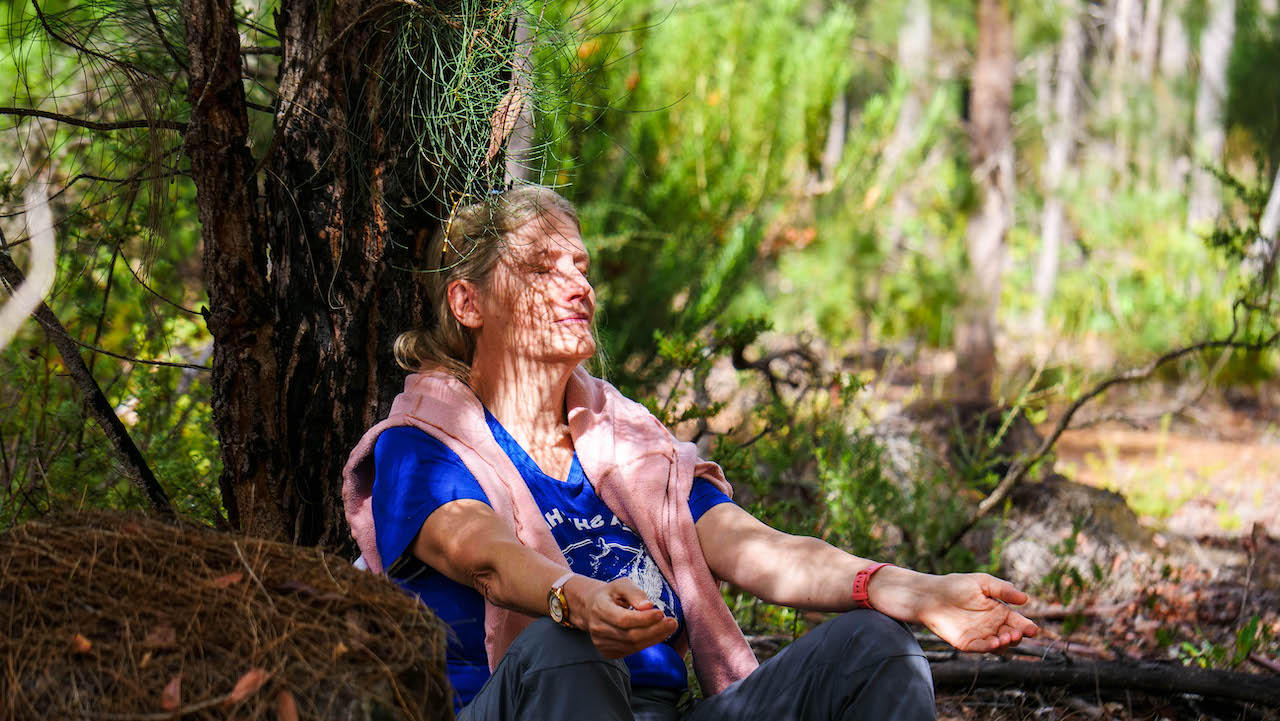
top-left (562, 265), bottom-right (593, 302)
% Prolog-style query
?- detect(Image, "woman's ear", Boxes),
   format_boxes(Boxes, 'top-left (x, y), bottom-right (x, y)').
top-left (447, 279), bottom-right (483, 329)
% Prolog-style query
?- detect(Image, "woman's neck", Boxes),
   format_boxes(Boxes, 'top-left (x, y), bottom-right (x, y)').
top-left (468, 353), bottom-right (575, 443)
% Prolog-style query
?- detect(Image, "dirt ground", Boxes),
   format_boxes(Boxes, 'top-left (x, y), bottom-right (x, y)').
top-left (937, 390), bottom-right (1280, 721)
top-left (1052, 400), bottom-right (1280, 540)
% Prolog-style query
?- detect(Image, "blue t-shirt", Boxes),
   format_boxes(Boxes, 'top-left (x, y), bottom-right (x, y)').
top-left (371, 412), bottom-right (733, 710)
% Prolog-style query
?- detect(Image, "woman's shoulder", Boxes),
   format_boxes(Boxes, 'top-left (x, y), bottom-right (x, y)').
top-left (371, 425), bottom-right (490, 504)
top-left (373, 425), bottom-right (468, 470)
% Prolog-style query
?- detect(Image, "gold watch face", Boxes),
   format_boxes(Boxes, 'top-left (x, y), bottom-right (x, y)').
top-left (548, 590), bottom-right (566, 624)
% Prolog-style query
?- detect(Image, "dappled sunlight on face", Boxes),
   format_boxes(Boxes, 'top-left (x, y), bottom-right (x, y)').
top-left (478, 211), bottom-right (596, 367)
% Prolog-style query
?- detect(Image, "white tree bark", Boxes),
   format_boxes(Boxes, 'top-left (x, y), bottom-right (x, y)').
top-left (1246, 164), bottom-right (1280, 283)
top-left (1187, 0), bottom-right (1236, 229)
top-left (816, 92), bottom-right (847, 189)
top-left (1034, 11), bottom-right (1085, 331)
top-left (1159, 0), bottom-right (1189, 81)
top-left (0, 179), bottom-right (55, 353)
top-left (878, 0), bottom-right (932, 180)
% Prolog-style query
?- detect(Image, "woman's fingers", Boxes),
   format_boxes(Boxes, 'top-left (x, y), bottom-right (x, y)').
top-left (594, 595), bottom-right (664, 629)
top-left (609, 578), bottom-right (656, 611)
top-left (592, 613), bottom-right (675, 658)
top-left (979, 575), bottom-right (1029, 606)
top-left (586, 578), bottom-right (677, 658)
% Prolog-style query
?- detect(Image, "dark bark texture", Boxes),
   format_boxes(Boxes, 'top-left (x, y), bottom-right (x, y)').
top-left (181, 0), bottom-right (498, 547)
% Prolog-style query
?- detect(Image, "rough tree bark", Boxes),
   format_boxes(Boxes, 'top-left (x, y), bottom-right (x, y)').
top-left (182, 0), bottom-right (501, 546)
top-left (952, 0), bottom-right (1013, 403)
top-left (180, 0), bottom-right (277, 537)
top-left (1187, 0), bottom-right (1236, 229)
top-left (1033, 7), bottom-right (1085, 330)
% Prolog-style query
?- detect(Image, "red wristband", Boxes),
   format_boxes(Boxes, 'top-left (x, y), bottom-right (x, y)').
top-left (851, 562), bottom-right (893, 609)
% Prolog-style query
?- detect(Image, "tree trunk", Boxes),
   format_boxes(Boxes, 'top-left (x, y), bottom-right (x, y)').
top-left (1248, 163), bottom-right (1280, 284)
top-left (505, 12), bottom-right (535, 184)
top-left (876, 0), bottom-right (932, 248)
top-left (953, 0), bottom-right (1013, 403)
top-left (1138, 0), bottom-right (1164, 81)
top-left (880, 0), bottom-right (932, 178)
top-left (1034, 8), bottom-right (1084, 331)
top-left (1158, 0), bottom-right (1189, 82)
top-left (1187, 0), bottom-right (1236, 229)
top-left (1156, 0), bottom-right (1191, 186)
top-left (180, 0), bottom-right (278, 537)
top-left (182, 0), bottom-right (506, 546)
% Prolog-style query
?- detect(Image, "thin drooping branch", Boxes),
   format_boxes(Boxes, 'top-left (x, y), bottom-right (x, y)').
top-left (931, 658), bottom-right (1280, 707)
top-left (143, 0), bottom-right (188, 71)
top-left (0, 243), bottom-right (175, 518)
top-left (0, 107), bottom-right (186, 132)
top-left (31, 0), bottom-right (171, 83)
top-left (62, 335), bottom-right (212, 371)
top-left (936, 307), bottom-right (1280, 555)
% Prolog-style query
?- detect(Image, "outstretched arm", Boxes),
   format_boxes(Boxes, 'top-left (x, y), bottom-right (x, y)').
top-left (695, 502), bottom-right (1038, 652)
top-left (412, 499), bottom-right (676, 658)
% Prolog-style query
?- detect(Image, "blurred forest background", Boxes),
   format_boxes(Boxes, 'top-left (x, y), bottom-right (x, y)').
top-left (2, 0), bottom-right (1279, 717)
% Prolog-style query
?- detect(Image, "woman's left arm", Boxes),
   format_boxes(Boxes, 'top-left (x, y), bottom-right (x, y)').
top-left (696, 502), bottom-right (1039, 653)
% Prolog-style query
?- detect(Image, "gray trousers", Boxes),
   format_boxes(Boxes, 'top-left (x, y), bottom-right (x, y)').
top-left (458, 611), bottom-right (936, 721)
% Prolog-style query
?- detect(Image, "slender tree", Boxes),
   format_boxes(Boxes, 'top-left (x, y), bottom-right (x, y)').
top-left (952, 0), bottom-right (1013, 402)
top-left (1159, 0), bottom-right (1190, 82)
top-left (1034, 5), bottom-right (1085, 331)
top-left (1187, 0), bottom-right (1237, 229)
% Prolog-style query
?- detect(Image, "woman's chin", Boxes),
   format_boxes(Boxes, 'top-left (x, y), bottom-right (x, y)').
top-left (544, 340), bottom-right (596, 365)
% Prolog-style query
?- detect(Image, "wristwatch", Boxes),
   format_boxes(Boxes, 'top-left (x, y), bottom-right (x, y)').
top-left (548, 571), bottom-right (575, 627)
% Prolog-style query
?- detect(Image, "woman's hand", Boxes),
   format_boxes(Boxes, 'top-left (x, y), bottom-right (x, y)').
top-left (565, 576), bottom-right (678, 659)
top-left (872, 569), bottom-right (1038, 653)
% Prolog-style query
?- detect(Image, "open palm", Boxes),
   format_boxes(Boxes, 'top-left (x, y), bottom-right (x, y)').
top-left (915, 573), bottom-right (1039, 653)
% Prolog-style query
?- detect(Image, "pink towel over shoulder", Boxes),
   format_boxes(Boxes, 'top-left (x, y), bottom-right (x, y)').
top-left (341, 367), bottom-right (759, 695)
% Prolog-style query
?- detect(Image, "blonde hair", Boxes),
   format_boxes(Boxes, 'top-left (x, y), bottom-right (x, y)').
top-left (393, 186), bottom-right (581, 381)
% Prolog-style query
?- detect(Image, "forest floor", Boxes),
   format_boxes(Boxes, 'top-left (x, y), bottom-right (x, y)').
top-left (936, 387), bottom-right (1280, 721)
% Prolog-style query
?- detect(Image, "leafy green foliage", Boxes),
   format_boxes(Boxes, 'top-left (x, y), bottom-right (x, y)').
top-left (538, 0), bottom-right (856, 389)
top-left (1228, 0), bottom-right (1280, 174)
top-left (1177, 615), bottom-right (1270, 669)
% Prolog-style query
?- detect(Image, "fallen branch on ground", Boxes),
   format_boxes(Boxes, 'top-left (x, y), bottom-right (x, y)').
top-left (1249, 653), bottom-right (1280, 675)
top-left (931, 658), bottom-right (1280, 707)
top-left (1017, 602), bottom-right (1130, 620)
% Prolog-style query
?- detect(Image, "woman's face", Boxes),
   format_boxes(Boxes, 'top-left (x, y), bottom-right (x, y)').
top-left (470, 211), bottom-right (596, 365)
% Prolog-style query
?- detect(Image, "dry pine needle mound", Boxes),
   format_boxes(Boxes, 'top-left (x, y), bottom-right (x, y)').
top-left (0, 511), bottom-right (452, 721)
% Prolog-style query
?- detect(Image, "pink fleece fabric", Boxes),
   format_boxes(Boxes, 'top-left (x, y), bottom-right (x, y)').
top-left (341, 367), bottom-right (759, 695)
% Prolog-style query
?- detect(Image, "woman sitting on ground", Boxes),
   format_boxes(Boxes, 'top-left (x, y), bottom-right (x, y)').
top-left (342, 186), bottom-right (1038, 721)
